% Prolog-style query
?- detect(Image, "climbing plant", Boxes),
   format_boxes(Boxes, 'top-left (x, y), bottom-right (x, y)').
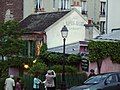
top-left (88, 41), bottom-right (120, 73)
top-left (88, 41), bottom-right (120, 63)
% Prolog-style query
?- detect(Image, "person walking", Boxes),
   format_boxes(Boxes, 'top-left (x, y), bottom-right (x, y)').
top-left (15, 77), bottom-right (22, 90)
top-left (5, 75), bottom-right (15, 90)
top-left (33, 74), bottom-right (42, 90)
top-left (44, 70), bottom-right (56, 90)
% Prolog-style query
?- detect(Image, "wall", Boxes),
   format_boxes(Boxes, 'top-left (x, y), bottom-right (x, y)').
top-left (23, 0), bottom-right (34, 19)
top-left (0, 0), bottom-right (23, 21)
top-left (9, 68), bottom-right (19, 76)
top-left (89, 57), bottom-right (120, 74)
top-left (107, 0), bottom-right (120, 33)
top-left (42, 0), bottom-right (81, 12)
top-left (46, 10), bottom-right (86, 48)
top-left (87, 0), bottom-right (100, 24)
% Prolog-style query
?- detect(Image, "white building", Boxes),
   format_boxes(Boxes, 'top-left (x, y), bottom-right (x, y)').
top-left (21, 0), bottom-right (120, 54)
top-left (107, 0), bottom-right (120, 33)
top-left (20, 9), bottom-right (99, 55)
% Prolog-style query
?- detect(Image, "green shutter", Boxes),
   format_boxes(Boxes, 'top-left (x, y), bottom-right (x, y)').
top-left (22, 40), bottom-right (28, 56)
top-left (30, 41), bottom-right (35, 57)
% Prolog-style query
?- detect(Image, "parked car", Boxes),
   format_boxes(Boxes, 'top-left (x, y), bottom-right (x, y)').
top-left (70, 72), bottom-right (120, 90)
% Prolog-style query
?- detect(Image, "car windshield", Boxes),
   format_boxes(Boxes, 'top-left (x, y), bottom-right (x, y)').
top-left (84, 74), bottom-right (109, 84)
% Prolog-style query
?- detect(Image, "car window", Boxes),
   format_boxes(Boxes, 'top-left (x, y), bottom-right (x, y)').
top-left (106, 74), bottom-right (118, 84)
top-left (84, 74), bottom-right (108, 84)
top-left (118, 73), bottom-right (120, 81)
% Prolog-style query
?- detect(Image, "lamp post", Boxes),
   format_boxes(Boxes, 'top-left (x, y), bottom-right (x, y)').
top-left (61, 25), bottom-right (68, 90)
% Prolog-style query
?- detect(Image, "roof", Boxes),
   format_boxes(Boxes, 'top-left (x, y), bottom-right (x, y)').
top-left (47, 42), bottom-right (80, 54)
top-left (97, 72), bottom-right (120, 76)
top-left (20, 11), bottom-right (70, 33)
top-left (95, 29), bottom-right (120, 41)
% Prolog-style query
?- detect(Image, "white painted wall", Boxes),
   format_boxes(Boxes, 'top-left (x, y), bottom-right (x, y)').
top-left (107, 0), bottom-right (120, 33)
top-left (23, 0), bottom-right (34, 19)
top-left (46, 11), bottom-right (87, 48)
top-left (87, 0), bottom-right (100, 24)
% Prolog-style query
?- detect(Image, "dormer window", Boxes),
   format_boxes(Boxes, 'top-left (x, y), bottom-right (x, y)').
top-left (100, 2), bottom-right (106, 16)
top-left (81, 0), bottom-right (87, 15)
top-left (35, 0), bottom-right (43, 12)
top-left (61, 0), bottom-right (70, 10)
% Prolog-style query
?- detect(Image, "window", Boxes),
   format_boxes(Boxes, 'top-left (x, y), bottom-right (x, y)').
top-left (100, 2), bottom-right (106, 16)
top-left (23, 40), bottom-right (35, 57)
top-left (53, 0), bottom-right (55, 9)
top-left (35, 0), bottom-right (42, 12)
top-left (118, 73), bottom-right (120, 82)
top-left (106, 75), bottom-right (118, 84)
top-left (100, 21), bottom-right (105, 34)
top-left (61, 0), bottom-right (70, 10)
top-left (81, 0), bottom-right (87, 15)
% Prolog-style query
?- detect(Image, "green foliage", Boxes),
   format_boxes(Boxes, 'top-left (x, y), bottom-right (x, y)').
top-left (50, 65), bottom-right (78, 74)
top-left (65, 65), bottom-right (78, 74)
top-left (0, 20), bottom-right (25, 60)
top-left (50, 65), bottom-right (62, 73)
top-left (29, 62), bottom-right (48, 75)
top-left (67, 54), bottom-right (81, 63)
top-left (47, 53), bottom-right (62, 63)
top-left (0, 57), bottom-right (35, 78)
top-left (88, 41), bottom-right (120, 63)
top-left (40, 43), bottom-right (47, 54)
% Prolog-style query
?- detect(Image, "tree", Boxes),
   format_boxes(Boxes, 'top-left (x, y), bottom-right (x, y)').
top-left (0, 20), bottom-right (24, 60)
top-left (88, 41), bottom-right (120, 74)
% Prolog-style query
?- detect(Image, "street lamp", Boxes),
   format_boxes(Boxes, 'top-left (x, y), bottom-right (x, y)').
top-left (84, 20), bottom-right (93, 40)
top-left (61, 25), bottom-right (68, 90)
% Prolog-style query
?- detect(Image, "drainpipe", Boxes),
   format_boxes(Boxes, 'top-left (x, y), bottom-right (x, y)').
top-left (106, 0), bottom-right (108, 34)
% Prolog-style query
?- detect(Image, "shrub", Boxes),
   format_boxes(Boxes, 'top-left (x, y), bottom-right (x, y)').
top-left (50, 65), bottom-right (78, 74)
top-left (28, 62), bottom-right (48, 75)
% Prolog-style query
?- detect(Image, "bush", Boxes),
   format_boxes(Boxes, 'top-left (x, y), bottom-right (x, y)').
top-left (0, 77), bottom-right (6, 89)
top-left (50, 65), bottom-right (78, 74)
top-left (28, 62), bottom-right (48, 75)
top-left (22, 72), bottom-right (87, 90)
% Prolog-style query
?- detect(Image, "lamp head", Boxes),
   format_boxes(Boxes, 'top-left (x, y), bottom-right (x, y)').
top-left (61, 25), bottom-right (68, 38)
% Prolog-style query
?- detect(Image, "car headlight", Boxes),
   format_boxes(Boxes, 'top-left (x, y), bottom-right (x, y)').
top-left (83, 88), bottom-right (90, 90)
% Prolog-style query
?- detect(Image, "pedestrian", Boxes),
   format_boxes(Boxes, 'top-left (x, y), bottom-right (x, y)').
top-left (4, 75), bottom-right (15, 90)
top-left (88, 69), bottom-right (96, 78)
top-left (15, 77), bottom-right (22, 90)
top-left (33, 74), bottom-right (42, 90)
top-left (44, 70), bottom-right (56, 90)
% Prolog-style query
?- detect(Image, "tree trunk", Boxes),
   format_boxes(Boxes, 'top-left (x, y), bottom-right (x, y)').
top-left (96, 60), bottom-right (102, 74)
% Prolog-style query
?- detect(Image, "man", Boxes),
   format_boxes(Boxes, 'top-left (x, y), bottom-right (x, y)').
top-left (5, 75), bottom-right (15, 90)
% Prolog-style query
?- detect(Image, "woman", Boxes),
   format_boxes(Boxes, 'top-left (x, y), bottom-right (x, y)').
top-left (15, 77), bottom-right (21, 90)
top-left (33, 74), bottom-right (42, 90)
top-left (44, 70), bottom-right (56, 90)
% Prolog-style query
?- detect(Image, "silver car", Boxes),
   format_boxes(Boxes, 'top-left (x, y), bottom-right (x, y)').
top-left (70, 72), bottom-right (120, 90)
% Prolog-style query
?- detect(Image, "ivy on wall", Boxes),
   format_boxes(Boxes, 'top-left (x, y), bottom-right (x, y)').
top-left (88, 41), bottom-right (120, 63)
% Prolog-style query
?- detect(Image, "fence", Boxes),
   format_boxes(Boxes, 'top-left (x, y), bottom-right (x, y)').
top-left (22, 73), bottom-right (87, 90)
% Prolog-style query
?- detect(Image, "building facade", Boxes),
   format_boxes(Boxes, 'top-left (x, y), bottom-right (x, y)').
top-left (0, 0), bottom-right (23, 22)
top-left (107, 0), bottom-right (120, 33)
top-left (1, 0), bottom-right (120, 35)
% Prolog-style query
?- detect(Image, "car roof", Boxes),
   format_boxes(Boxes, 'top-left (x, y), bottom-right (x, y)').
top-left (96, 72), bottom-right (120, 76)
